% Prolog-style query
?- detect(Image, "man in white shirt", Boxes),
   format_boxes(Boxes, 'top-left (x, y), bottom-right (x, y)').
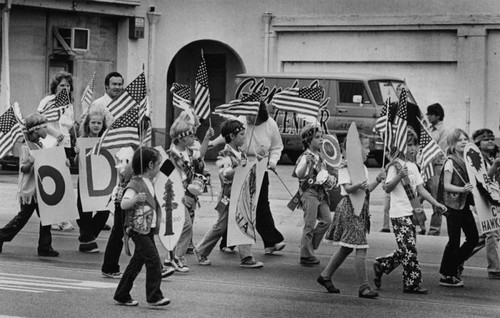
top-left (92, 72), bottom-right (124, 124)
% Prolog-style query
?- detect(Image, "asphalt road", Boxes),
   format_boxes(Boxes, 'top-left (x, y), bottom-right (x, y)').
top-left (0, 162), bottom-right (499, 317)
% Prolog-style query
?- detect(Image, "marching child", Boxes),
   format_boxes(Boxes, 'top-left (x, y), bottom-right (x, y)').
top-left (293, 124), bottom-right (335, 266)
top-left (318, 132), bottom-right (385, 298)
top-left (0, 113), bottom-right (59, 256)
top-left (437, 128), bottom-right (479, 287)
top-left (373, 128), bottom-right (446, 294)
top-left (113, 147), bottom-right (170, 307)
top-left (164, 112), bottom-right (213, 272)
top-left (194, 119), bottom-right (263, 268)
top-left (74, 105), bottom-right (110, 253)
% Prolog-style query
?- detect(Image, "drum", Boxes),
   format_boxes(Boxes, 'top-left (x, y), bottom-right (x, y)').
top-left (321, 134), bottom-right (341, 168)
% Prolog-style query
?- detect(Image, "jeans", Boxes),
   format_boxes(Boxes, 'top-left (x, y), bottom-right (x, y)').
top-left (486, 229), bottom-right (500, 273)
top-left (76, 186), bottom-right (110, 243)
top-left (0, 200), bottom-right (52, 252)
top-left (426, 164), bottom-right (443, 235)
top-left (299, 189), bottom-right (331, 258)
top-left (175, 203), bottom-right (193, 259)
top-left (114, 230), bottom-right (164, 303)
top-left (196, 205), bottom-right (252, 260)
top-left (256, 173), bottom-right (284, 248)
top-left (101, 202), bottom-right (124, 274)
top-left (439, 207), bottom-right (479, 277)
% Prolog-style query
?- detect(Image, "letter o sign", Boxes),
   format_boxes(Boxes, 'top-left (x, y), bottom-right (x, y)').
top-left (37, 165), bottom-right (65, 206)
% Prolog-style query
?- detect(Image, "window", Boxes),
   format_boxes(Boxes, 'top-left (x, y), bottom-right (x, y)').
top-left (338, 81), bottom-right (369, 104)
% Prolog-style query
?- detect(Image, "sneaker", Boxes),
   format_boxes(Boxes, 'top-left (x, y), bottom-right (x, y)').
top-left (300, 256), bottom-right (320, 266)
top-left (79, 241), bottom-right (99, 253)
top-left (240, 256), bottom-right (264, 268)
top-left (194, 249), bottom-right (211, 266)
top-left (186, 247), bottom-right (195, 254)
top-left (173, 257), bottom-right (189, 273)
top-left (148, 298), bottom-right (170, 307)
top-left (161, 267), bottom-right (175, 279)
top-left (51, 224), bottom-right (62, 231)
top-left (38, 248), bottom-right (60, 257)
top-left (439, 276), bottom-right (464, 287)
top-left (163, 259), bottom-right (173, 267)
top-left (220, 246), bottom-right (236, 253)
top-left (102, 272), bottom-right (122, 279)
top-left (265, 242), bottom-right (286, 255)
top-left (103, 224), bottom-right (112, 231)
top-left (317, 276), bottom-right (340, 293)
top-left (373, 261), bottom-right (383, 288)
top-left (115, 299), bottom-right (138, 306)
top-left (61, 221), bottom-right (75, 231)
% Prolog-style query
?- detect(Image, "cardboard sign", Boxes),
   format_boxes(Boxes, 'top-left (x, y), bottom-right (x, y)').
top-left (464, 143), bottom-right (500, 235)
top-left (78, 138), bottom-right (118, 212)
top-left (33, 147), bottom-right (79, 225)
top-left (346, 122), bottom-right (366, 216)
top-left (155, 146), bottom-right (185, 251)
top-left (227, 159), bottom-right (267, 246)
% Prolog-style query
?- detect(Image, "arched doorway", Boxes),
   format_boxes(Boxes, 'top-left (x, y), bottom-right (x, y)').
top-left (166, 40), bottom-right (245, 159)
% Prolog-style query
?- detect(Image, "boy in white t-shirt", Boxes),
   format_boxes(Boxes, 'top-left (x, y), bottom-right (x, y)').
top-left (373, 128), bottom-right (446, 294)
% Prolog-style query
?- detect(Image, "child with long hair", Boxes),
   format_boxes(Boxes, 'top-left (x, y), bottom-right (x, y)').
top-left (0, 113), bottom-right (59, 256)
top-left (73, 105), bottom-right (111, 253)
top-left (437, 128), bottom-right (479, 287)
top-left (318, 132), bottom-right (384, 298)
top-left (373, 128), bottom-right (446, 294)
top-left (113, 147), bottom-right (169, 307)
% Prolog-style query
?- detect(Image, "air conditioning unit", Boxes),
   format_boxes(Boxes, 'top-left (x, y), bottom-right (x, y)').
top-left (54, 27), bottom-right (90, 52)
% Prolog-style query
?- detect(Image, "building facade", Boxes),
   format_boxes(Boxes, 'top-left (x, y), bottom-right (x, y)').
top-left (2, 0), bottom-right (500, 156)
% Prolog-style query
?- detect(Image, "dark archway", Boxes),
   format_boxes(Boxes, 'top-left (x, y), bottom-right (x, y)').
top-left (166, 40), bottom-right (245, 159)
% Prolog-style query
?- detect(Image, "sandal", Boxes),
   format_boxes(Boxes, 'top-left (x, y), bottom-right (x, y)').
top-left (317, 276), bottom-right (340, 293)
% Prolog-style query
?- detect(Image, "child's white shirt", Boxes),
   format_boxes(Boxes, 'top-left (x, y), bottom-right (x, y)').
top-left (385, 159), bottom-right (423, 218)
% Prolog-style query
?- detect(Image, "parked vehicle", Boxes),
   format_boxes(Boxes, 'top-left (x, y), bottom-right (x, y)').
top-left (234, 73), bottom-right (419, 165)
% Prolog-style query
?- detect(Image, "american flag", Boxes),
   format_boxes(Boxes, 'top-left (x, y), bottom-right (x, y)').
top-left (126, 72), bottom-right (147, 122)
top-left (214, 91), bottom-right (261, 117)
top-left (171, 83), bottom-right (191, 110)
top-left (373, 97), bottom-right (393, 152)
top-left (107, 72), bottom-right (145, 121)
top-left (419, 119), bottom-right (443, 180)
top-left (94, 106), bottom-right (140, 155)
top-left (392, 88), bottom-right (408, 155)
top-left (194, 55), bottom-right (211, 120)
top-left (80, 72), bottom-right (96, 116)
top-left (271, 86), bottom-right (324, 118)
top-left (40, 89), bottom-right (71, 122)
top-left (0, 106), bottom-right (24, 158)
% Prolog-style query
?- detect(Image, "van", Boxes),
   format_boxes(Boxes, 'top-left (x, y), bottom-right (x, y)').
top-left (234, 73), bottom-right (418, 165)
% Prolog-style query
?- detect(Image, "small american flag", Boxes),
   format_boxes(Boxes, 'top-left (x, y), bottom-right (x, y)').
top-left (373, 97), bottom-right (394, 153)
top-left (214, 91), bottom-right (261, 117)
top-left (171, 83), bottom-right (191, 110)
top-left (272, 86), bottom-right (324, 118)
top-left (80, 72), bottom-right (96, 116)
top-left (108, 72), bottom-right (146, 121)
top-left (419, 119), bottom-right (443, 180)
top-left (194, 54), bottom-right (211, 120)
top-left (40, 89), bottom-right (71, 122)
top-left (94, 106), bottom-right (140, 155)
top-left (126, 72), bottom-right (147, 122)
top-left (392, 88), bottom-right (408, 155)
top-left (0, 106), bottom-right (24, 158)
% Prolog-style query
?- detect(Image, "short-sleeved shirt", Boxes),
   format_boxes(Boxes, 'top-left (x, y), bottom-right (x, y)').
top-left (338, 166), bottom-right (369, 196)
top-left (385, 159), bottom-right (423, 218)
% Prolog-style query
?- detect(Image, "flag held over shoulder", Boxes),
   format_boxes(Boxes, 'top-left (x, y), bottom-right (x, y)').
top-left (171, 83), bottom-right (191, 110)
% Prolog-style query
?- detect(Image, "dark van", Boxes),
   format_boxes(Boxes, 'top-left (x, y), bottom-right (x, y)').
top-left (234, 73), bottom-right (418, 164)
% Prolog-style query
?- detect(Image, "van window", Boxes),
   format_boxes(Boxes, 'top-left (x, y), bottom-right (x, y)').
top-left (369, 80), bottom-right (416, 106)
top-left (338, 81), bottom-right (369, 104)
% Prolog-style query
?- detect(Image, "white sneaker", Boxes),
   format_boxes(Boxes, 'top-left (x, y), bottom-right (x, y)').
top-left (173, 257), bottom-right (189, 273)
top-left (241, 257), bottom-right (264, 268)
top-left (102, 272), bottom-right (122, 279)
top-left (161, 267), bottom-right (175, 279)
top-left (265, 242), bottom-right (286, 255)
top-left (61, 221), bottom-right (75, 231)
top-left (148, 298), bottom-right (170, 307)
